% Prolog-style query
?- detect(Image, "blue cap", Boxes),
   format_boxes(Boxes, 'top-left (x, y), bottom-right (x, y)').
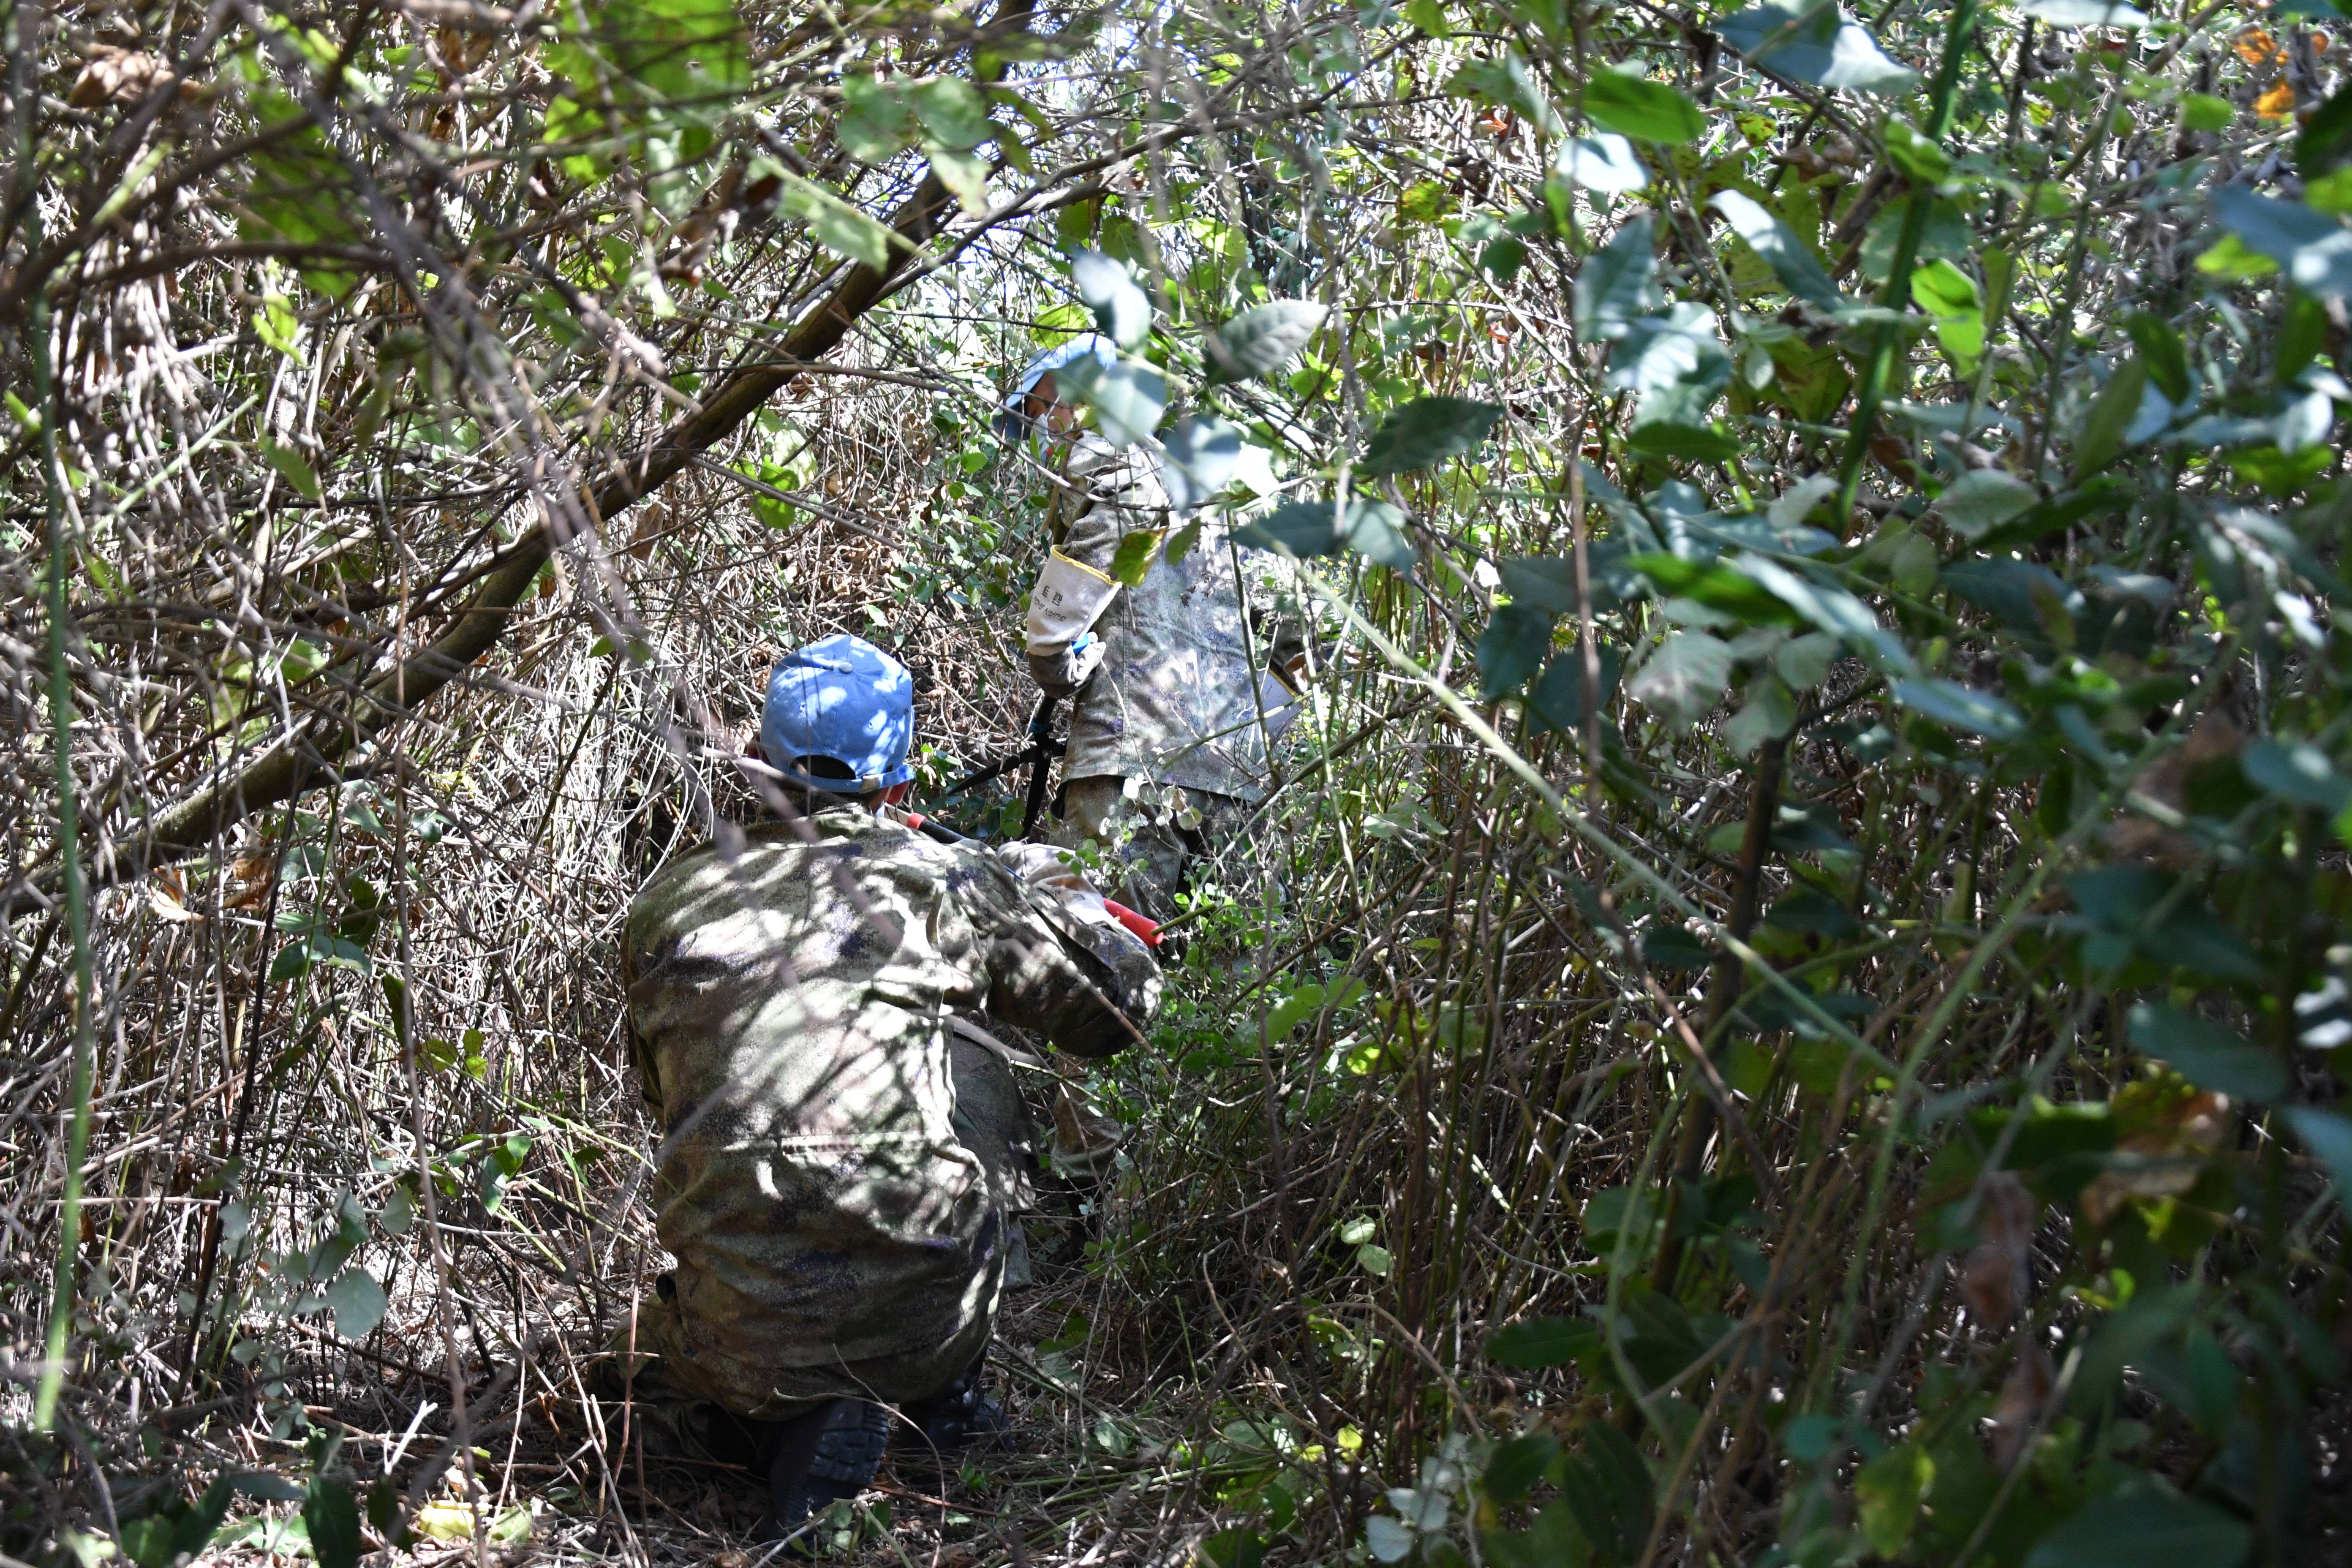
top-left (760, 634), bottom-right (916, 794)
top-left (996, 332), bottom-right (1120, 444)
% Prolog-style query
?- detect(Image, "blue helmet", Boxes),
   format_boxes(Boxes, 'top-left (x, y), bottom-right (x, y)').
top-left (760, 634), bottom-right (916, 794)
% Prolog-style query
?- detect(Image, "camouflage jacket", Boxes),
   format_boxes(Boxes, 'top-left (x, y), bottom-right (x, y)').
top-left (620, 809), bottom-right (1159, 1413)
top-left (1037, 433), bottom-right (1297, 803)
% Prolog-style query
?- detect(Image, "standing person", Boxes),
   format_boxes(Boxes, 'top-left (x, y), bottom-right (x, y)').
top-left (1003, 335), bottom-right (1305, 924)
top-left (617, 633), bottom-right (1160, 1539)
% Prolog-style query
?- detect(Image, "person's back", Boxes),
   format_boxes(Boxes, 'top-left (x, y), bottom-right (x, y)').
top-left (1051, 434), bottom-right (1279, 802)
top-left (615, 634), bottom-right (1160, 1539)
top-left (627, 806), bottom-right (1155, 1412)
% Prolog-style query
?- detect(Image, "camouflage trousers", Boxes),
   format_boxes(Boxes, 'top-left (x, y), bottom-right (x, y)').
top-left (612, 1033), bottom-right (1038, 1429)
top-left (1052, 776), bottom-right (1251, 925)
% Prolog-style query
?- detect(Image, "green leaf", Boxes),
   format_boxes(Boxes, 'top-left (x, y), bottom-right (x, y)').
top-left (302, 1478), bottom-right (364, 1568)
top-left (2020, 1492), bottom-right (2249, 1568)
top-left (1735, 553), bottom-right (1911, 669)
top-left (1478, 604), bottom-right (1557, 698)
top-left (928, 147), bottom-right (991, 214)
top-left (1073, 249), bottom-right (1152, 348)
top-left (1498, 556), bottom-right (1582, 615)
top-left (1524, 644), bottom-right (1618, 738)
top-left (1203, 1526), bottom-right (1269, 1568)
top-left (1401, 0), bottom-right (1452, 33)
top-left (1057, 355), bottom-right (1166, 447)
top-left (259, 438), bottom-right (322, 500)
top-left (1486, 1315), bottom-right (1600, 1367)
top-left (2183, 93), bottom-right (2234, 134)
top-left (2210, 186), bottom-right (2352, 300)
top-left (2126, 1003), bottom-right (2286, 1101)
top-left (1107, 528), bottom-right (1165, 587)
top-left (2242, 738), bottom-right (2352, 811)
top-left (2069, 357), bottom-right (2149, 485)
top-left (1526, 646), bottom-right (1625, 735)
top-left (1882, 119), bottom-right (1953, 185)
top-left (1855, 1443), bottom-right (1933, 1558)
top-left (270, 941), bottom-right (316, 983)
top-left (906, 76), bottom-right (991, 149)
top-left (774, 172), bottom-right (901, 270)
top-left (1161, 415), bottom-right (1245, 510)
top-left (1711, 5), bottom-right (1918, 94)
top-left (1911, 259), bottom-right (1984, 369)
top-left (1891, 677), bottom-right (2025, 740)
top-left (2122, 310), bottom-right (2192, 403)
top-left (1444, 52), bottom-right (1561, 133)
top-left (120, 1516), bottom-right (179, 1568)
top-left (1936, 470), bottom-right (2039, 540)
top-left (838, 75), bottom-right (917, 162)
top-left (253, 292), bottom-right (302, 357)
top-left (1235, 497), bottom-right (1412, 569)
top-left (2195, 232), bottom-right (2278, 283)
top-left (1482, 1435), bottom-right (1562, 1503)
top-left (1556, 1422), bottom-right (1655, 1565)
top-left (1627, 421), bottom-right (1739, 462)
top-left (1711, 190), bottom-right (1837, 306)
top-left (1575, 215), bottom-right (1663, 340)
top-left (1398, 179), bottom-right (1456, 226)
top-left (1629, 553), bottom-right (1799, 625)
top-left (2285, 1105), bottom-right (2352, 1192)
top-left (2297, 84), bottom-right (2352, 177)
top-left (323, 1267), bottom-right (389, 1339)
top-left (1361, 396), bottom-right (1505, 476)
top-left (1583, 68), bottom-right (1703, 144)
top-left (1342, 501), bottom-right (1417, 568)
top-left (1554, 133), bottom-right (1651, 193)
top-left (1209, 300), bottom-right (1326, 381)
top-left (1628, 630), bottom-right (1735, 729)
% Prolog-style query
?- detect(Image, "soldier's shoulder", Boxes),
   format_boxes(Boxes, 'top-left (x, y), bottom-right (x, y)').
top-left (623, 823), bottom-right (827, 937)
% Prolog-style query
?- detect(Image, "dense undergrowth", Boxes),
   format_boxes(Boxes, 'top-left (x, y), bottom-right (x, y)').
top-left (3, 0), bottom-right (2352, 1560)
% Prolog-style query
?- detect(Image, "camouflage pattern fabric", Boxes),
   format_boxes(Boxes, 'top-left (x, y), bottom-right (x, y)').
top-left (1040, 433), bottom-right (1296, 803)
top-left (620, 808), bottom-right (1159, 1420)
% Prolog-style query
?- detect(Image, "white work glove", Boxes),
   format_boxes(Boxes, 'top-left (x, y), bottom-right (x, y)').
top-left (997, 841), bottom-right (1089, 892)
top-left (1258, 669), bottom-right (1304, 746)
top-left (996, 842), bottom-right (1119, 929)
top-left (1025, 551), bottom-right (1119, 655)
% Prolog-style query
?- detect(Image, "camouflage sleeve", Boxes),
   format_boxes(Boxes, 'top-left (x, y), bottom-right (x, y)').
top-left (1056, 440), bottom-right (1169, 574)
top-left (617, 914), bottom-right (666, 1117)
top-left (963, 855), bottom-right (1162, 1058)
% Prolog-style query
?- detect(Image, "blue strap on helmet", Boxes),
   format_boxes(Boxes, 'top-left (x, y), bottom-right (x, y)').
top-left (760, 633), bottom-right (916, 794)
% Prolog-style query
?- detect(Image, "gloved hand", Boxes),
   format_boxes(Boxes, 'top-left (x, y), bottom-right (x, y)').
top-left (1026, 631), bottom-right (1105, 697)
top-left (996, 841), bottom-right (1092, 895)
top-left (996, 842), bottom-right (1125, 934)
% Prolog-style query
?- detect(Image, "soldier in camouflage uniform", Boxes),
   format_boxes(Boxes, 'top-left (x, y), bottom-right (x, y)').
top-left (619, 634), bottom-right (1160, 1538)
top-left (1007, 336), bottom-right (1305, 923)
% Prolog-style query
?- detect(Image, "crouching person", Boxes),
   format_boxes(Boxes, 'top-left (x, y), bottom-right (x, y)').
top-left (618, 633), bottom-right (1160, 1540)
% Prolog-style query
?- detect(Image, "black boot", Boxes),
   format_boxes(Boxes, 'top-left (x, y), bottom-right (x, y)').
top-left (897, 1357), bottom-right (1009, 1459)
top-left (751, 1400), bottom-right (889, 1545)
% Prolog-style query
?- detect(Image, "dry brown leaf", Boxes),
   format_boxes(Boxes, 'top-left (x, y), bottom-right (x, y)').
top-left (69, 46), bottom-right (175, 107)
top-left (222, 852), bottom-right (278, 909)
top-left (1991, 1341), bottom-right (2055, 1468)
top-left (1960, 1173), bottom-right (2036, 1328)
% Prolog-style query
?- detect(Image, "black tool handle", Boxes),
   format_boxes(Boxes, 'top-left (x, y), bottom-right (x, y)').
top-left (1020, 694), bottom-right (1061, 841)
